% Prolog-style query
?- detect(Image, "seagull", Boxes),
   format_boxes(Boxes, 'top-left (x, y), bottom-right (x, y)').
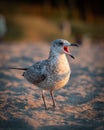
top-left (8, 39), bottom-right (78, 109)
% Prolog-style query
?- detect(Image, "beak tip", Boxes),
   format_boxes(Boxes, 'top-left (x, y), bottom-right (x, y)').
top-left (76, 44), bottom-right (79, 47)
top-left (70, 54), bottom-right (75, 59)
top-left (70, 43), bottom-right (79, 47)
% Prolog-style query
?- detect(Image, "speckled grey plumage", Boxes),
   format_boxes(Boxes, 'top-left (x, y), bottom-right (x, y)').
top-left (9, 39), bottom-right (78, 109)
top-left (23, 39), bottom-right (71, 91)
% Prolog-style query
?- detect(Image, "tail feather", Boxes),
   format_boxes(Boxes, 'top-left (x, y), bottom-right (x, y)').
top-left (8, 67), bottom-right (28, 70)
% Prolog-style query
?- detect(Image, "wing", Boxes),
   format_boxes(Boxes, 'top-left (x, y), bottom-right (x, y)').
top-left (23, 60), bottom-right (47, 84)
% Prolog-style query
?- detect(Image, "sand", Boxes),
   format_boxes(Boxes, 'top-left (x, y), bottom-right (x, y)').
top-left (0, 39), bottom-right (104, 130)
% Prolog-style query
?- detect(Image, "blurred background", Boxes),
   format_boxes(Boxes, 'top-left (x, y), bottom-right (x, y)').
top-left (0, 1), bottom-right (104, 130)
top-left (0, 0), bottom-right (104, 43)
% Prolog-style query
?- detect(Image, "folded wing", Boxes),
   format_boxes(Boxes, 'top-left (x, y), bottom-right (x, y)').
top-left (23, 60), bottom-right (47, 84)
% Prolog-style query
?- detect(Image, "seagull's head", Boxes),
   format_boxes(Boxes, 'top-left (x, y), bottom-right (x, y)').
top-left (51, 39), bottom-right (79, 59)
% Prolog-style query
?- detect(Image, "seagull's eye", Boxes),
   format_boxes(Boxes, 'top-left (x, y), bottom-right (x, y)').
top-left (59, 42), bottom-right (63, 46)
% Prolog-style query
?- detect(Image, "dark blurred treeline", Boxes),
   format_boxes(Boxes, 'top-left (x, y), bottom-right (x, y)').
top-left (0, 0), bottom-right (104, 21)
top-left (0, 0), bottom-right (104, 41)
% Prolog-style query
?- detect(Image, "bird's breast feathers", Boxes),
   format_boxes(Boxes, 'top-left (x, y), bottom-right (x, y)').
top-left (23, 55), bottom-right (71, 89)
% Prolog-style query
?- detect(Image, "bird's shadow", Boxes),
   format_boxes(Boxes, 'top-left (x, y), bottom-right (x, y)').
top-left (0, 118), bottom-right (34, 130)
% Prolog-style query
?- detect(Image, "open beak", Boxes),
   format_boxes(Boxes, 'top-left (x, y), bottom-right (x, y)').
top-left (63, 43), bottom-right (79, 59)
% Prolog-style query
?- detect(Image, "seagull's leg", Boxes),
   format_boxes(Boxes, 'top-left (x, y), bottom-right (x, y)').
top-left (41, 90), bottom-right (48, 109)
top-left (50, 90), bottom-right (56, 108)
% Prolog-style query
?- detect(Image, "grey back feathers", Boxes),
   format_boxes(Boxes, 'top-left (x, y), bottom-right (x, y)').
top-left (23, 60), bottom-right (47, 84)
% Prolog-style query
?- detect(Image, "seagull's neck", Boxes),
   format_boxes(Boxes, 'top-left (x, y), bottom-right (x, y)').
top-left (48, 48), bottom-right (70, 73)
top-left (48, 49), bottom-right (63, 59)
top-left (48, 49), bottom-right (68, 64)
